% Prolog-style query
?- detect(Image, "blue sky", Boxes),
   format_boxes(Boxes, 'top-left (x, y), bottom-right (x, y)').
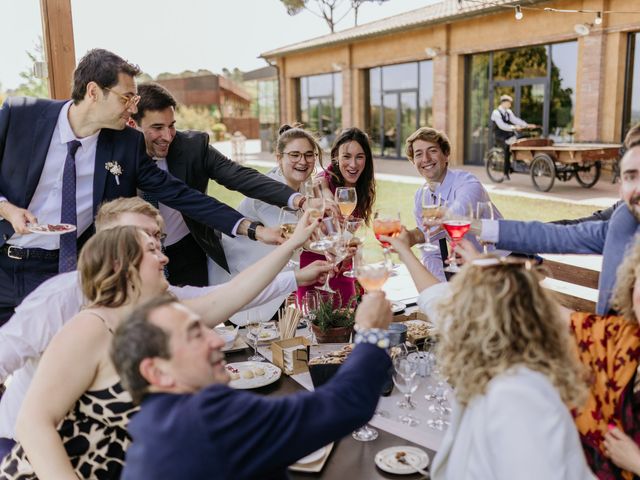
top-left (1, 0), bottom-right (435, 89)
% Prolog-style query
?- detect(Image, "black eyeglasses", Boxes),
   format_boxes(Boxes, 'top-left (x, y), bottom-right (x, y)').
top-left (282, 151), bottom-right (317, 162)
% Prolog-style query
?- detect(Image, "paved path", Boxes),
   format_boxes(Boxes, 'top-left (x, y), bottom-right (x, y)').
top-left (213, 140), bottom-right (619, 208)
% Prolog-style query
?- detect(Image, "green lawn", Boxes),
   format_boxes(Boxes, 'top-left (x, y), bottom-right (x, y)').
top-left (208, 166), bottom-right (601, 254)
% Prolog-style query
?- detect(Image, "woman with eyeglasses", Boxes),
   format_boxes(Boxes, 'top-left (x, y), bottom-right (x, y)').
top-left (208, 123), bottom-right (328, 322)
top-left (0, 215), bottom-right (319, 479)
top-left (380, 231), bottom-right (594, 479)
top-left (297, 127), bottom-right (377, 307)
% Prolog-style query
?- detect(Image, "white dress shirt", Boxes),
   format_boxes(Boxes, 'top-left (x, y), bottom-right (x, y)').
top-left (8, 101), bottom-right (99, 249)
top-left (490, 106), bottom-right (528, 133)
top-left (151, 158), bottom-right (191, 247)
top-left (0, 269), bottom-right (297, 439)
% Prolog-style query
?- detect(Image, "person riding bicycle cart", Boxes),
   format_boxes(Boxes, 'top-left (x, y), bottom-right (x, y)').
top-left (491, 94), bottom-right (537, 179)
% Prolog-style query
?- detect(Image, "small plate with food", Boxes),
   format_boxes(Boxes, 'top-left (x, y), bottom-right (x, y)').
top-left (225, 361), bottom-right (281, 389)
top-left (374, 446), bottom-right (430, 475)
top-left (246, 325), bottom-right (279, 343)
top-left (27, 223), bottom-right (77, 235)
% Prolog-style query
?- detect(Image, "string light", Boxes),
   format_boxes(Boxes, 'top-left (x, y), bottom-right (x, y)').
top-left (515, 5), bottom-right (523, 20)
top-left (594, 11), bottom-right (603, 25)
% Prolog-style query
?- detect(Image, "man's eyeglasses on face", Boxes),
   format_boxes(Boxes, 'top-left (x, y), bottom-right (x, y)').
top-left (103, 87), bottom-right (140, 109)
top-left (144, 230), bottom-right (167, 245)
top-left (282, 151), bottom-right (317, 162)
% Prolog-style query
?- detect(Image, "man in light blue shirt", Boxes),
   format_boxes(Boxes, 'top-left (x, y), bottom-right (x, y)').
top-left (403, 127), bottom-right (502, 281)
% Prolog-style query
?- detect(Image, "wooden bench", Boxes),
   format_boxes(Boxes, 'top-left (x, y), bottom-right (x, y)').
top-left (540, 254), bottom-right (601, 312)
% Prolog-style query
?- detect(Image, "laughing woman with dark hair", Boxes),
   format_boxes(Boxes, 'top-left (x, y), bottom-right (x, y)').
top-left (298, 127), bottom-right (377, 307)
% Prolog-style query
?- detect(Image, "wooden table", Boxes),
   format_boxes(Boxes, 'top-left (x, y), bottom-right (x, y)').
top-left (225, 349), bottom-right (434, 479)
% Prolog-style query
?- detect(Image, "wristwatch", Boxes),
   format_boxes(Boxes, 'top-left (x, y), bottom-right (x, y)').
top-left (247, 221), bottom-right (263, 241)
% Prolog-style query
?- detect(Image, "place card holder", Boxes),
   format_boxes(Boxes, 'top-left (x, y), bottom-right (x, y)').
top-left (271, 337), bottom-right (312, 375)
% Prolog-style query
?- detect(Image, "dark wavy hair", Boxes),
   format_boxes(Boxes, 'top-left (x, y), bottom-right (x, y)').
top-left (326, 128), bottom-right (376, 225)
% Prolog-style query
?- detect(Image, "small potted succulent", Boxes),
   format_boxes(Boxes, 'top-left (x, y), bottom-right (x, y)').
top-left (310, 293), bottom-right (356, 344)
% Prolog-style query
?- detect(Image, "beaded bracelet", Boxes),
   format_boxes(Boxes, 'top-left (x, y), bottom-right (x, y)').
top-left (354, 328), bottom-right (390, 349)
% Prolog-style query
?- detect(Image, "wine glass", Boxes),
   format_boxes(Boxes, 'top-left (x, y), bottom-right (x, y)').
top-left (373, 208), bottom-right (401, 253)
top-left (442, 202), bottom-right (473, 273)
top-left (392, 355), bottom-right (421, 426)
top-left (475, 201), bottom-right (495, 254)
top-left (299, 290), bottom-right (319, 343)
top-left (335, 187), bottom-right (357, 221)
top-left (278, 207), bottom-right (301, 267)
top-left (309, 215), bottom-right (340, 252)
top-left (342, 218), bottom-right (365, 279)
top-left (355, 248), bottom-right (392, 292)
top-left (417, 182), bottom-right (443, 252)
top-left (302, 180), bottom-right (326, 221)
top-left (246, 312), bottom-right (265, 362)
top-left (316, 222), bottom-right (348, 294)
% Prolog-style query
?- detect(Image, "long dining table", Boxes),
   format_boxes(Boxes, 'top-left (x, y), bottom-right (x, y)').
top-left (225, 344), bottom-right (437, 479)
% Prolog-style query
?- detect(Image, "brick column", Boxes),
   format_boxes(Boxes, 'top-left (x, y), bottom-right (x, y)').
top-left (432, 54), bottom-right (449, 132)
top-left (576, 32), bottom-right (606, 141)
top-left (341, 67), bottom-right (353, 128)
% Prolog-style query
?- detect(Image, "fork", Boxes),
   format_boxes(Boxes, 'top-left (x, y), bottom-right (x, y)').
top-left (397, 455), bottom-right (430, 478)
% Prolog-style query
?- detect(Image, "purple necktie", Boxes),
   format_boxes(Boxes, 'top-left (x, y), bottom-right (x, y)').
top-left (58, 140), bottom-right (81, 273)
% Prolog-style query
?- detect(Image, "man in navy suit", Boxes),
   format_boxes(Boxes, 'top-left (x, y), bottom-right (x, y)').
top-left (131, 82), bottom-right (304, 287)
top-left (112, 293), bottom-right (392, 480)
top-left (475, 146), bottom-right (640, 315)
top-left (0, 49), bottom-right (281, 324)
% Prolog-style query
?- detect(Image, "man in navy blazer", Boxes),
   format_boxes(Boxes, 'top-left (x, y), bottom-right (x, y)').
top-left (111, 293), bottom-right (392, 480)
top-left (475, 146), bottom-right (640, 315)
top-left (0, 49), bottom-right (280, 324)
top-left (131, 82), bottom-right (304, 287)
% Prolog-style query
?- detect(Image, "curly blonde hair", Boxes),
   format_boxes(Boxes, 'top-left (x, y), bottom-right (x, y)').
top-left (437, 258), bottom-right (587, 408)
top-left (79, 226), bottom-right (145, 308)
top-left (612, 237), bottom-right (640, 323)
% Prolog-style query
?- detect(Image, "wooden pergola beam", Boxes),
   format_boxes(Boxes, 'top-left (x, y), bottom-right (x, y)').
top-left (40, 0), bottom-right (76, 99)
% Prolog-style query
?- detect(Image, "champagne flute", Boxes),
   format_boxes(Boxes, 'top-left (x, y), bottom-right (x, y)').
top-left (475, 201), bottom-right (495, 254)
top-left (342, 217), bottom-right (365, 279)
top-left (442, 202), bottom-right (473, 273)
top-left (417, 182), bottom-right (442, 252)
top-left (246, 311), bottom-right (265, 362)
top-left (334, 187), bottom-right (357, 221)
top-left (373, 208), bottom-right (401, 253)
top-left (299, 290), bottom-right (319, 343)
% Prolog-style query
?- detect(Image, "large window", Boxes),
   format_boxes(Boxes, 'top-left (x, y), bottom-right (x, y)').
top-left (464, 41), bottom-right (577, 165)
top-left (623, 32), bottom-right (640, 137)
top-left (368, 60), bottom-right (433, 158)
top-left (299, 72), bottom-right (342, 148)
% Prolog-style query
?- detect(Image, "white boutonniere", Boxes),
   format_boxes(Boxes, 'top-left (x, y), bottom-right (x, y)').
top-left (105, 161), bottom-right (123, 186)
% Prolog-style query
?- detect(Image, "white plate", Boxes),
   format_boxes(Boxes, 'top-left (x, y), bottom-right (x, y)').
top-left (226, 361), bottom-right (281, 389)
top-left (391, 301), bottom-right (406, 313)
top-left (295, 446), bottom-right (326, 465)
top-left (246, 328), bottom-right (279, 343)
top-left (27, 223), bottom-right (76, 235)
top-left (374, 446), bottom-right (430, 475)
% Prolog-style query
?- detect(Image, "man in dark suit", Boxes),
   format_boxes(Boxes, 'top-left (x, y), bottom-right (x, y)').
top-left (131, 82), bottom-right (304, 287)
top-left (112, 292), bottom-right (392, 480)
top-left (0, 49), bottom-right (281, 324)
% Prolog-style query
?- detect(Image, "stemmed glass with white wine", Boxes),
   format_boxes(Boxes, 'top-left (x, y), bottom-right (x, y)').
top-left (278, 206), bottom-right (301, 267)
top-left (417, 182), bottom-right (443, 252)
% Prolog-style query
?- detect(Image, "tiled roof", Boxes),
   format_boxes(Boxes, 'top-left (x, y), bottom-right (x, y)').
top-left (261, 0), bottom-right (549, 58)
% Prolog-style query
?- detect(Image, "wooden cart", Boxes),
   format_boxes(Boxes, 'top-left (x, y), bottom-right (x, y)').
top-left (485, 138), bottom-right (621, 192)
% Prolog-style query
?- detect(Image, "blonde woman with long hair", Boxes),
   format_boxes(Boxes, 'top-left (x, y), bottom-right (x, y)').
top-left (380, 229), bottom-right (594, 479)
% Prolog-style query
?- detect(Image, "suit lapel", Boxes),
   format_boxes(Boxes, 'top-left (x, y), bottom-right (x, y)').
top-left (166, 134), bottom-right (187, 182)
top-left (93, 130), bottom-right (113, 214)
top-left (23, 102), bottom-right (65, 206)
